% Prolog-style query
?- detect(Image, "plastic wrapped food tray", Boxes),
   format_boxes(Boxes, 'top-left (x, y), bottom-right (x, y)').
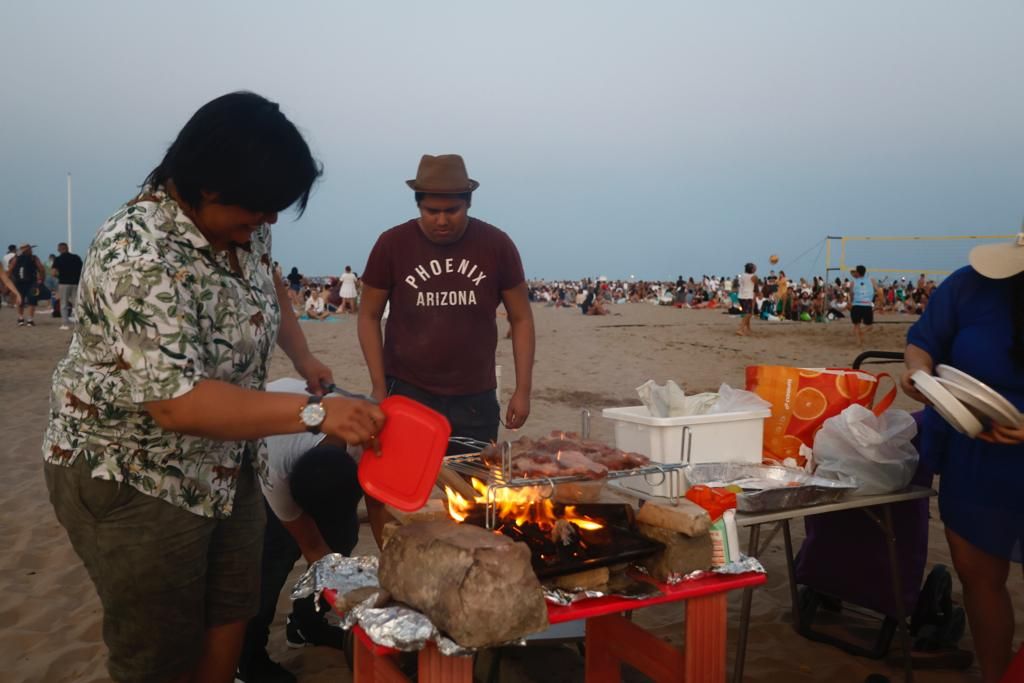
top-left (684, 463), bottom-right (858, 513)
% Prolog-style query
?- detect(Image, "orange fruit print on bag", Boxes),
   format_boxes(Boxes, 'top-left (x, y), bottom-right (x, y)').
top-left (744, 366), bottom-right (897, 467)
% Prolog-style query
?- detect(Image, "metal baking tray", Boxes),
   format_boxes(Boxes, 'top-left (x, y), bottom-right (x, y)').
top-left (684, 463), bottom-right (858, 513)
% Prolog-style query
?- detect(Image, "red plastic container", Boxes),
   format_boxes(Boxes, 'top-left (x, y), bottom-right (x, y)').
top-left (358, 395), bottom-right (451, 512)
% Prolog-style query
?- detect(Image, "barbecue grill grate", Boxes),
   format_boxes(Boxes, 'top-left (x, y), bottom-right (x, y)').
top-left (445, 410), bottom-right (684, 530)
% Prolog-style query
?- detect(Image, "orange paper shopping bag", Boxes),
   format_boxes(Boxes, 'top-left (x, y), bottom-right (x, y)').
top-left (745, 366), bottom-right (896, 467)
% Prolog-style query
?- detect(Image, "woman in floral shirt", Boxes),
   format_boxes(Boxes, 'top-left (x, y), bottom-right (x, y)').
top-left (42, 92), bottom-right (385, 683)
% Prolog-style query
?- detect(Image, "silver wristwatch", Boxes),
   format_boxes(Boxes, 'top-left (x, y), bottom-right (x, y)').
top-left (299, 395), bottom-right (327, 434)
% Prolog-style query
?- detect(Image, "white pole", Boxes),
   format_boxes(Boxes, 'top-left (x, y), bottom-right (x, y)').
top-left (66, 173), bottom-right (73, 250)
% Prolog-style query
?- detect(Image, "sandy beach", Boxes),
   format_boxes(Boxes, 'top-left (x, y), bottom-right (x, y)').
top-left (2, 301), bottom-right (1020, 682)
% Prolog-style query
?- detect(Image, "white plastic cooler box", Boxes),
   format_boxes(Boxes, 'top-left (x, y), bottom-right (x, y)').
top-left (601, 406), bottom-right (771, 498)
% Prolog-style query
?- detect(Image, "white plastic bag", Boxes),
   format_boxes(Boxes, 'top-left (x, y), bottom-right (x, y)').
top-left (636, 380), bottom-right (718, 417)
top-left (813, 405), bottom-right (919, 495)
top-left (707, 383), bottom-right (772, 415)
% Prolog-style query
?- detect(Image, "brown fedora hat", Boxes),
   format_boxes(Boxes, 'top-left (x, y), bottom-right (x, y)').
top-left (405, 154), bottom-right (480, 193)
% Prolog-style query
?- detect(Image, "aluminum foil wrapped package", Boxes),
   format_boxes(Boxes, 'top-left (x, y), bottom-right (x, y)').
top-left (670, 555), bottom-right (767, 584)
top-left (352, 604), bottom-right (442, 652)
top-left (291, 554), bottom-right (380, 613)
top-left (291, 555), bottom-right (520, 656)
top-left (349, 601), bottom-right (520, 656)
top-left (634, 553), bottom-right (765, 585)
top-left (712, 554), bottom-right (766, 576)
top-left (544, 588), bottom-right (609, 606)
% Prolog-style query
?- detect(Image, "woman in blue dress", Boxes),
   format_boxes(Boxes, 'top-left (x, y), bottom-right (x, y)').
top-left (901, 235), bottom-right (1024, 682)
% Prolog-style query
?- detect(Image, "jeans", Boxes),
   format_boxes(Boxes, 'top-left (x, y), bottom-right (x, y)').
top-left (385, 376), bottom-right (500, 454)
top-left (58, 283), bottom-right (77, 323)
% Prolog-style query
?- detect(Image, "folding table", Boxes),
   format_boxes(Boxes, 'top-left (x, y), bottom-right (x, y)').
top-left (337, 571), bottom-right (766, 683)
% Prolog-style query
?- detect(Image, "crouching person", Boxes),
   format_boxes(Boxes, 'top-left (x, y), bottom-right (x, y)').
top-left (236, 378), bottom-right (364, 683)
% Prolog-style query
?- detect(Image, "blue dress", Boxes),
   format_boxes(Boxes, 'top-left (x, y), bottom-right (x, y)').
top-left (907, 266), bottom-right (1024, 562)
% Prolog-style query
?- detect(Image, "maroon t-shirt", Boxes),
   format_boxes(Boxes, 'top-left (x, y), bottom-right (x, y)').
top-left (361, 217), bottom-right (525, 396)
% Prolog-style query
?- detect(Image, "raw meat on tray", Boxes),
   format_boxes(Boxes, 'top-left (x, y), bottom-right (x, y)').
top-left (480, 432), bottom-right (650, 480)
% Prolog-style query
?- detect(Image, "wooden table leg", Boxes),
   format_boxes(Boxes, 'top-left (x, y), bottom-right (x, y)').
top-left (417, 641), bottom-right (474, 683)
top-left (352, 628), bottom-right (410, 683)
top-left (685, 593), bottom-right (728, 682)
top-left (353, 629), bottom-right (377, 682)
top-left (586, 613), bottom-right (684, 682)
top-left (585, 615), bottom-right (625, 683)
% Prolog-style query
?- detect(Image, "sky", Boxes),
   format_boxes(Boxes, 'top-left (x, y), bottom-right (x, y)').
top-left (1, 1), bottom-right (1022, 281)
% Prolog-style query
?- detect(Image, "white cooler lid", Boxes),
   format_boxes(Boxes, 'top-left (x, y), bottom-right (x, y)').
top-left (601, 405), bottom-right (772, 427)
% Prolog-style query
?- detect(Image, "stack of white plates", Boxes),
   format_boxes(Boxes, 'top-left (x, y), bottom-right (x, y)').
top-left (910, 366), bottom-right (1023, 438)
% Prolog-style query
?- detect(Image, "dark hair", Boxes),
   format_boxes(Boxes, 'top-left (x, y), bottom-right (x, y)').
top-left (290, 443), bottom-right (362, 520)
top-left (144, 91), bottom-right (322, 215)
top-left (414, 191), bottom-right (472, 206)
top-left (744, 262), bottom-right (756, 274)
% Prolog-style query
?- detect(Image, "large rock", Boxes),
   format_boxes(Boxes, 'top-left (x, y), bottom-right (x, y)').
top-left (637, 522), bottom-right (713, 582)
top-left (379, 521), bottom-right (549, 648)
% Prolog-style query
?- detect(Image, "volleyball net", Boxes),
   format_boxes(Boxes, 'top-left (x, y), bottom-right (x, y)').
top-left (824, 234), bottom-right (1016, 282)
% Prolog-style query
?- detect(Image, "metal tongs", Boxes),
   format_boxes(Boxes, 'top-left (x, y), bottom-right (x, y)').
top-left (320, 381), bottom-right (377, 404)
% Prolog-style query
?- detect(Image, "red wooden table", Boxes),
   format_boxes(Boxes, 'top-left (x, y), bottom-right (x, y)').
top-left (330, 571), bottom-right (766, 683)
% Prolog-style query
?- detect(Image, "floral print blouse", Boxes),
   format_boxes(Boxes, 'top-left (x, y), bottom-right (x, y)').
top-left (43, 187), bottom-right (281, 518)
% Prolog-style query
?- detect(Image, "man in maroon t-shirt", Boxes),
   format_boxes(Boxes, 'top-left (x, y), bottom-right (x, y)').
top-left (359, 154), bottom-right (534, 435)
top-left (359, 156), bottom-right (535, 536)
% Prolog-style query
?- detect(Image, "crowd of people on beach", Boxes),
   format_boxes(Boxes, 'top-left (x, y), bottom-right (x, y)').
top-left (527, 269), bottom-right (941, 321)
top-left (3, 240), bottom-right (942, 335)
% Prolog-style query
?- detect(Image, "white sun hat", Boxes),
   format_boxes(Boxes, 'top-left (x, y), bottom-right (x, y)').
top-left (969, 232), bottom-right (1024, 279)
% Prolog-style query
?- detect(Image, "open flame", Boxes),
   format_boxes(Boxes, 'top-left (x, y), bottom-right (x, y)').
top-left (444, 477), bottom-right (603, 531)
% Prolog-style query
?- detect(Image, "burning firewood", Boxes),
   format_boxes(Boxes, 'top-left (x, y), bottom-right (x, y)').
top-left (551, 518), bottom-right (580, 546)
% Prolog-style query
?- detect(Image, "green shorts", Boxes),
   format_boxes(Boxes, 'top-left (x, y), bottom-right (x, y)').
top-left (44, 455), bottom-right (265, 683)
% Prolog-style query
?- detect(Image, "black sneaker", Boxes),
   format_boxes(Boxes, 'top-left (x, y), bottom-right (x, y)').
top-left (17, 318), bottom-right (24, 326)
top-left (26, 320), bottom-right (35, 327)
top-left (285, 615), bottom-right (309, 649)
top-left (285, 614), bottom-right (346, 650)
top-left (235, 652), bottom-right (296, 683)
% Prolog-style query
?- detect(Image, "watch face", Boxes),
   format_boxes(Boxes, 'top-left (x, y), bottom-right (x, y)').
top-left (301, 402), bottom-right (327, 427)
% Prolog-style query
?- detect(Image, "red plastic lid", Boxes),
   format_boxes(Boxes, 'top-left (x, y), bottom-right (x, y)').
top-left (358, 395), bottom-right (452, 512)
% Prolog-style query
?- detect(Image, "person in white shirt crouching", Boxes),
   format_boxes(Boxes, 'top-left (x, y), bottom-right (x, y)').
top-left (236, 378), bottom-right (363, 683)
